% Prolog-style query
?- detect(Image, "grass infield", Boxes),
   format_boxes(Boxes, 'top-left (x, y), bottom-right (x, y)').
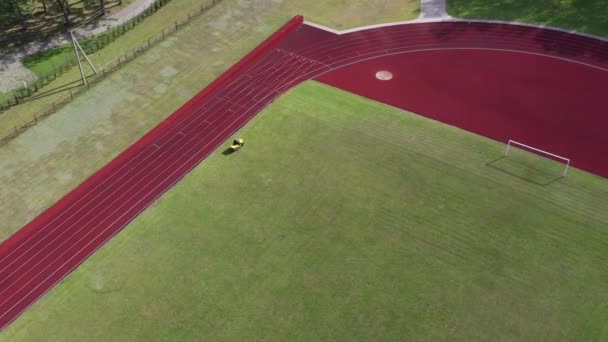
top-left (2, 81), bottom-right (608, 340)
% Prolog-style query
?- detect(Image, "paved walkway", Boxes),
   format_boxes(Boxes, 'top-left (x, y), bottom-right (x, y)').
top-left (0, 0), bottom-right (157, 93)
top-left (418, 0), bottom-right (451, 20)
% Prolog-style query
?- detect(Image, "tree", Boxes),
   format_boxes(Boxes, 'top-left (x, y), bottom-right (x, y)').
top-left (7, 0), bottom-right (28, 28)
top-left (54, 0), bottom-right (70, 26)
top-left (99, 0), bottom-right (105, 15)
top-left (0, 2), bottom-right (16, 27)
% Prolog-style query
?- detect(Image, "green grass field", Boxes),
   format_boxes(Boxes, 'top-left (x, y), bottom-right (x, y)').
top-left (3, 81), bottom-right (608, 341)
top-left (448, 0), bottom-right (608, 37)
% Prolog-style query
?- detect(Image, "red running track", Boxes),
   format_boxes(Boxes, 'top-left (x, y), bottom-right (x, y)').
top-left (316, 49), bottom-right (608, 176)
top-left (1, 17), bottom-right (607, 330)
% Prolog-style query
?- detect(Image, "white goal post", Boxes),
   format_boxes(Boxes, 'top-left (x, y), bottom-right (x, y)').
top-left (504, 140), bottom-right (571, 177)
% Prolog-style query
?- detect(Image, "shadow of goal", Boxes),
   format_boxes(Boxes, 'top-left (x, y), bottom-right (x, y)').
top-left (487, 140), bottom-right (570, 185)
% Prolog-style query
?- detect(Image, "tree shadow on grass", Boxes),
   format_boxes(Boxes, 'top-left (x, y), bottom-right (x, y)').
top-left (486, 156), bottom-right (564, 186)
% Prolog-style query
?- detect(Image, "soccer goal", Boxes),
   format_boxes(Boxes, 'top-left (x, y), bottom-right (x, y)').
top-left (504, 140), bottom-right (570, 177)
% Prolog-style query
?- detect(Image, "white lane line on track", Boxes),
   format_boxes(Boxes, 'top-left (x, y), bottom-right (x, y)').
top-left (304, 19), bottom-right (608, 44)
top-left (0, 52), bottom-right (295, 288)
top-left (0, 56), bottom-right (314, 327)
top-left (274, 47), bottom-right (608, 105)
top-left (292, 25), bottom-right (608, 63)
top-left (276, 48), bottom-right (331, 67)
top-left (0, 133), bottom-right (193, 287)
top-left (305, 35), bottom-right (608, 68)
top-left (1, 53), bottom-right (313, 327)
top-left (0, 49), bottom-right (293, 266)
top-left (0, 51), bottom-right (308, 303)
top-left (0, 50), bottom-right (294, 261)
top-left (0, 72), bottom-right (279, 281)
top-left (317, 47), bottom-right (608, 74)
top-left (0, 107), bottom-right (255, 315)
top-left (0, 144), bottom-right (160, 258)
top-left (283, 26), bottom-right (608, 75)
top-left (0, 38), bottom-right (308, 326)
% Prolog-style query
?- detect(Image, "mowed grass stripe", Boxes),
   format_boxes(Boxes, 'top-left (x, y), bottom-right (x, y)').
top-left (2, 81), bottom-right (608, 341)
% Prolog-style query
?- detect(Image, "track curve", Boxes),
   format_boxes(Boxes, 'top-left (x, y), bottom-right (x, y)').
top-left (316, 49), bottom-right (608, 177)
top-left (1, 17), bottom-right (607, 330)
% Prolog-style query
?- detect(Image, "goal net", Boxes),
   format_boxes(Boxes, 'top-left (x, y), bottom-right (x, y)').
top-left (503, 140), bottom-right (570, 178)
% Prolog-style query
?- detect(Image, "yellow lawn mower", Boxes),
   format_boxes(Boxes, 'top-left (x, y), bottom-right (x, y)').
top-left (228, 138), bottom-right (244, 153)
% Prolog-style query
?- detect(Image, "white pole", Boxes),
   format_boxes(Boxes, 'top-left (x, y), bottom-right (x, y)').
top-left (74, 38), bottom-right (98, 74)
top-left (505, 139), bottom-right (571, 177)
top-left (71, 31), bottom-right (87, 86)
top-left (504, 140), bottom-right (512, 156)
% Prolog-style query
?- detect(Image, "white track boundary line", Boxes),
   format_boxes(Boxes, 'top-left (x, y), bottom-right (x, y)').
top-left (304, 19), bottom-right (608, 43)
top-left (271, 47), bottom-right (608, 101)
top-left (288, 46), bottom-right (608, 81)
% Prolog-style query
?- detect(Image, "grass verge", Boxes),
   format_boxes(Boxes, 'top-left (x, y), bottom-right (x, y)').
top-left (2, 81), bottom-right (608, 341)
top-left (448, 0), bottom-right (608, 38)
